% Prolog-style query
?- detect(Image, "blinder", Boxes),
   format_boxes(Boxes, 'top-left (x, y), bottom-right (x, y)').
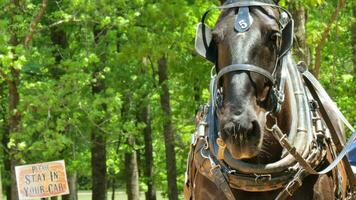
top-left (194, 1), bottom-right (294, 64)
top-left (195, 22), bottom-right (218, 64)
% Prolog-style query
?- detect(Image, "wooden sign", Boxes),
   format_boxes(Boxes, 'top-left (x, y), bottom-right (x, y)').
top-left (15, 160), bottom-right (69, 199)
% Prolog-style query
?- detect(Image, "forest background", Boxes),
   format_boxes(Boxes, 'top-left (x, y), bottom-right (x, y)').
top-left (0, 0), bottom-right (355, 199)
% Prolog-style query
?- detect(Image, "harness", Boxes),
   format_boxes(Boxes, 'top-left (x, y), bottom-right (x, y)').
top-left (185, 0), bottom-right (356, 199)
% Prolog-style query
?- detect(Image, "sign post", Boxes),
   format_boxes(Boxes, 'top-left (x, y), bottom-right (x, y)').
top-left (15, 160), bottom-right (69, 199)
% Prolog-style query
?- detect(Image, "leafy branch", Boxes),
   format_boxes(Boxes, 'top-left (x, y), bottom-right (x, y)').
top-left (24, 0), bottom-right (48, 49)
top-left (313, 0), bottom-right (345, 79)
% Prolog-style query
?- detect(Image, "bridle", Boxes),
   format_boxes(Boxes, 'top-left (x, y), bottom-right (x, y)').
top-left (195, 0), bottom-right (294, 114)
top-left (196, 0), bottom-right (293, 161)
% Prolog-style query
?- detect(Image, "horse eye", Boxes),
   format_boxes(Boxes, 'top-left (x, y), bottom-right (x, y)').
top-left (212, 29), bottom-right (224, 44)
top-left (212, 33), bottom-right (221, 44)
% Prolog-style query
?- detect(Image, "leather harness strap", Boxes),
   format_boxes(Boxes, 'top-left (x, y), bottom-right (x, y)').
top-left (184, 70), bottom-right (355, 199)
top-left (303, 71), bottom-right (356, 195)
top-left (274, 169), bottom-right (307, 200)
top-left (272, 69), bottom-right (356, 199)
top-left (209, 164), bottom-right (235, 200)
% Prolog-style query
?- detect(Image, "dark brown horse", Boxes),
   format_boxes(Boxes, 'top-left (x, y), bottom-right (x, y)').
top-left (185, 0), bottom-right (355, 199)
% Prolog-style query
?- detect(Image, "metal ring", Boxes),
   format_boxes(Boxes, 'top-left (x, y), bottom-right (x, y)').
top-left (265, 112), bottom-right (278, 132)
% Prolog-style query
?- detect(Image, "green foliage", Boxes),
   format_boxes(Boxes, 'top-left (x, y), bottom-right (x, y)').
top-left (305, 0), bottom-right (355, 128)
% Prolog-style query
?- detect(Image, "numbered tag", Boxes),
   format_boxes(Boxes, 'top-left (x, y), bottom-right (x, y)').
top-left (235, 7), bottom-right (253, 33)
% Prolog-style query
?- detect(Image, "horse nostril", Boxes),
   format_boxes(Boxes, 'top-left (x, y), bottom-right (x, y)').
top-left (247, 120), bottom-right (261, 140)
top-left (223, 122), bottom-right (238, 136)
top-left (221, 118), bottom-right (260, 140)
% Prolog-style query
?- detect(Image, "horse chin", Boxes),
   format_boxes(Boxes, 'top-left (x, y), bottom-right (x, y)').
top-left (226, 140), bottom-right (261, 160)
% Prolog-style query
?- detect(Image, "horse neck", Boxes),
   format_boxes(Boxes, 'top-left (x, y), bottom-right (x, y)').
top-left (255, 85), bottom-right (292, 164)
top-left (254, 77), bottom-right (293, 164)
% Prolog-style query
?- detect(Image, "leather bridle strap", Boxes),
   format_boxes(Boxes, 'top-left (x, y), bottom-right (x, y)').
top-left (218, 1), bottom-right (291, 18)
top-left (216, 64), bottom-right (275, 85)
top-left (219, 1), bottom-right (279, 9)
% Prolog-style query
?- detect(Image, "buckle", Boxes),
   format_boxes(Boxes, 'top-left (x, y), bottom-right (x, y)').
top-left (309, 100), bottom-right (319, 111)
top-left (285, 176), bottom-right (303, 196)
top-left (254, 174), bottom-right (272, 183)
top-left (210, 164), bottom-right (221, 175)
top-left (204, 136), bottom-right (209, 150)
top-left (273, 87), bottom-right (285, 104)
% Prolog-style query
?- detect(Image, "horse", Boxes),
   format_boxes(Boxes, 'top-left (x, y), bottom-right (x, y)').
top-left (184, 0), bottom-right (356, 199)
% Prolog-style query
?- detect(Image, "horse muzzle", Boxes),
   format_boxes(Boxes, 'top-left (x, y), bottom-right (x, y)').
top-left (220, 115), bottom-right (263, 159)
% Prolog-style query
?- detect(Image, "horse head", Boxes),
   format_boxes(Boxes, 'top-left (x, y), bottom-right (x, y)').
top-left (195, 0), bottom-right (293, 160)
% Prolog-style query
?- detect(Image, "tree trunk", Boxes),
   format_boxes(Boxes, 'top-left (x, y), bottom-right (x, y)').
top-left (289, 3), bottom-right (309, 65)
top-left (6, 1), bottom-right (47, 199)
top-left (91, 26), bottom-right (108, 200)
top-left (0, 170), bottom-right (2, 200)
top-left (8, 1), bottom-right (21, 199)
top-left (157, 56), bottom-right (178, 200)
top-left (91, 128), bottom-right (107, 200)
top-left (90, 75), bottom-right (107, 200)
top-left (2, 121), bottom-right (11, 200)
top-left (111, 178), bottom-right (116, 200)
top-left (9, 73), bottom-right (20, 200)
top-left (141, 105), bottom-right (157, 200)
top-left (62, 172), bottom-right (78, 200)
top-left (120, 93), bottom-right (139, 200)
top-left (0, 83), bottom-right (9, 200)
top-left (352, 1), bottom-right (356, 74)
top-left (313, 0), bottom-right (345, 79)
top-left (125, 137), bottom-right (140, 200)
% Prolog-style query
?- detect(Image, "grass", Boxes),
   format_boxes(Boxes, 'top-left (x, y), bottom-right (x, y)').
top-left (7, 191), bottom-right (167, 200)
top-left (77, 191), bottom-right (166, 200)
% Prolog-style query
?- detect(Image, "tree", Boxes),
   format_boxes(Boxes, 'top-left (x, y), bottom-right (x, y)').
top-left (289, 2), bottom-right (309, 64)
top-left (141, 104), bottom-right (157, 200)
top-left (91, 25), bottom-right (108, 200)
top-left (313, 0), bottom-right (346, 78)
top-left (352, 0), bottom-right (356, 74)
top-left (6, 1), bottom-right (22, 198)
top-left (0, 170), bottom-right (2, 200)
top-left (158, 56), bottom-right (178, 200)
top-left (1, 1), bottom-right (48, 199)
top-left (125, 136), bottom-right (139, 200)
